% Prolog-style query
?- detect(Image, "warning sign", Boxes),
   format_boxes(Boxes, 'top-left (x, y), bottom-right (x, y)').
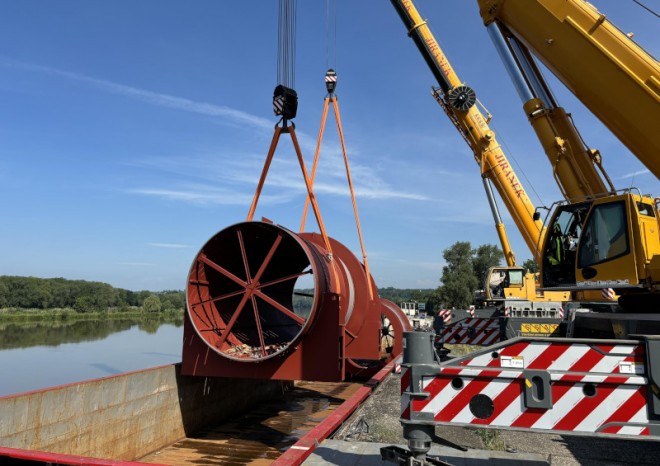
top-left (501, 355), bottom-right (524, 369)
top-left (520, 323), bottom-right (559, 336)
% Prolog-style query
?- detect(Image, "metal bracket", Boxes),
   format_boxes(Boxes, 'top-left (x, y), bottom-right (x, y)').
top-left (522, 369), bottom-right (553, 409)
top-left (380, 446), bottom-right (453, 466)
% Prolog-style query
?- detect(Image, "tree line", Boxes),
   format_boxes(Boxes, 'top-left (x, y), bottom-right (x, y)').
top-left (0, 276), bottom-right (185, 313)
top-left (1, 243), bottom-right (540, 315)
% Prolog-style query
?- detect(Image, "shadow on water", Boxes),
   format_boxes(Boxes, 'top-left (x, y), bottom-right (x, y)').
top-left (0, 315), bottom-right (183, 350)
top-left (89, 362), bottom-right (124, 376)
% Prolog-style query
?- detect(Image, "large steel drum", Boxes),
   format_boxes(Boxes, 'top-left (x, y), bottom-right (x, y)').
top-left (183, 221), bottom-right (407, 381)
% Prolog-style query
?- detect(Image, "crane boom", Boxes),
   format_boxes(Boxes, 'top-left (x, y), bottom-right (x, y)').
top-left (390, 0), bottom-right (544, 260)
top-left (478, 0), bottom-right (660, 180)
top-left (486, 24), bottom-right (615, 200)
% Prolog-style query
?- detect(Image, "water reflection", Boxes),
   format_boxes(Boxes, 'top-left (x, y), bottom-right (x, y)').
top-left (0, 318), bottom-right (184, 397)
top-left (0, 316), bottom-right (183, 350)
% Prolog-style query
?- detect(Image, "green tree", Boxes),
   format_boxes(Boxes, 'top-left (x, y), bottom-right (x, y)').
top-left (158, 290), bottom-right (185, 311)
top-left (438, 242), bottom-right (478, 309)
top-left (522, 258), bottom-right (539, 274)
top-left (472, 244), bottom-right (503, 287)
top-left (0, 281), bottom-right (8, 308)
top-left (137, 290), bottom-right (152, 306)
top-left (73, 296), bottom-right (96, 313)
top-left (143, 295), bottom-right (162, 313)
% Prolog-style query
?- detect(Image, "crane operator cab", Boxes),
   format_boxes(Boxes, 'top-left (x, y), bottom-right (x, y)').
top-left (540, 192), bottom-right (660, 311)
top-left (541, 202), bottom-right (589, 287)
top-left (484, 267), bottom-right (525, 301)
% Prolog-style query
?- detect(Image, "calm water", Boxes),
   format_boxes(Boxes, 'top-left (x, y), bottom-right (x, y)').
top-left (0, 319), bottom-right (184, 397)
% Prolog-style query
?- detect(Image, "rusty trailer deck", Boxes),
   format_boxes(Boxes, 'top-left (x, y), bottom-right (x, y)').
top-left (138, 381), bottom-right (361, 465)
top-left (0, 362), bottom-right (394, 465)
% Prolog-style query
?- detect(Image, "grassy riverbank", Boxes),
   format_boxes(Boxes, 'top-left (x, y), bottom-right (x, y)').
top-left (0, 307), bottom-right (185, 323)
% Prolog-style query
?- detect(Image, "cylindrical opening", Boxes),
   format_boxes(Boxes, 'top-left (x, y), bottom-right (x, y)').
top-left (187, 222), bottom-right (328, 362)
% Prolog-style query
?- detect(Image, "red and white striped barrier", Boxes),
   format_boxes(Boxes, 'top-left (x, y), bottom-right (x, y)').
top-left (439, 309), bottom-right (452, 324)
top-left (468, 306), bottom-right (475, 318)
top-left (435, 318), bottom-right (501, 346)
top-left (405, 339), bottom-right (651, 437)
top-left (602, 288), bottom-right (615, 301)
top-left (504, 306), bottom-right (510, 317)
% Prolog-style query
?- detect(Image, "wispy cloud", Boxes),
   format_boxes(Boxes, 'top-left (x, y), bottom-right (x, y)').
top-left (4, 58), bottom-right (430, 203)
top-left (617, 169), bottom-right (650, 180)
top-left (120, 262), bottom-right (157, 267)
top-left (128, 185), bottom-right (294, 206)
top-left (0, 58), bottom-right (273, 130)
top-left (149, 243), bottom-right (192, 249)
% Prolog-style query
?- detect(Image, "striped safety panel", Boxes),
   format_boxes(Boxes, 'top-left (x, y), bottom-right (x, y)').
top-left (406, 339), bottom-right (652, 438)
top-left (439, 309), bottom-right (452, 324)
top-left (435, 318), bottom-right (501, 346)
top-left (602, 288), bottom-right (615, 301)
top-left (400, 364), bottom-right (411, 420)
top-left (273, 95), bottom-right (285, 115)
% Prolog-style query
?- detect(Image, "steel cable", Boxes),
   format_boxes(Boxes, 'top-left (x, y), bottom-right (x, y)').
top-left (277, 0), bottom-right (297, 88)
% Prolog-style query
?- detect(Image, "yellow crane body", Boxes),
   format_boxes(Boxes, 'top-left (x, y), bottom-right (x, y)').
top-left (478, 0), bottom-right (660, 179)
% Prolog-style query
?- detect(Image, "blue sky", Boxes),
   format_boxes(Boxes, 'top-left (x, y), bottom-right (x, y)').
top-left (0, 1), bottom-right (657, 291)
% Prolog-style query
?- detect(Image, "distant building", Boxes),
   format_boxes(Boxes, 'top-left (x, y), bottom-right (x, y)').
top-left (400, 301), bottom-right (419, 317)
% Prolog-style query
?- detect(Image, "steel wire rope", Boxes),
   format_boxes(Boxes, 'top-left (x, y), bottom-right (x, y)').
top-left (631, 0), bottom-right (660, 19)
top-left (326, 0), bottom-right (337, 71)
top-left (432, 31), bottom-right (547, 209)
top-left (277, 0), bottom-right (297, 88)
top-left (488, 118), bottom-right (547, 208)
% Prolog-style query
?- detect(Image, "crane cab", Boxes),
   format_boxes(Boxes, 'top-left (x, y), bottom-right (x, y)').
top-left (540, 192), bottom-right (660, 310)
top-left (479, 266), bottom-right (570, 306)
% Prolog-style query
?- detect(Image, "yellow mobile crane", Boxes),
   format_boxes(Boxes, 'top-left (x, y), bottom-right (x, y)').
top-left (477, 0), bottom-right (660, 311)
top-left (387, 3), bottom-right (660, 461)
top-left (390, 0), bottom-right (571, 309)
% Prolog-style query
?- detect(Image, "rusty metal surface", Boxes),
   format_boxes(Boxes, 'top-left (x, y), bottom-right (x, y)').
top-left (380, 299), bottom-right (413, 363)
top-left (184, 221), bottom-right (410, 382)
top-left (187, 222), bottom-right (326, 362)
top-left (0, 364), bottom-right (288, 462)
top-left (138, 381), bottom-right (361, 465)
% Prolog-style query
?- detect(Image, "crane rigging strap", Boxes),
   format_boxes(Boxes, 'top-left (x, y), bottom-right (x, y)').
top-left (299, 72), bottom-right (375, 301)
top-left (248, 1), bottom-right (340, 291)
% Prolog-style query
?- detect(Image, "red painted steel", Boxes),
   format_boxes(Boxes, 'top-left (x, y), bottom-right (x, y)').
top-left (184, 221), bottom-right (408, 381)
top-left (273, 359), bottom-right (397, 465)
top-left (380, 298), bottom-right (413, 363)
top-left (0, 446), bottom-right (164, 466)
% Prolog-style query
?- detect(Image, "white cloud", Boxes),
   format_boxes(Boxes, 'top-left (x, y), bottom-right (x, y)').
top-left (120, 262), bottom-right (157, 267)
top-left (128, 185), bottom-right (293, 206)
top-left (4, 58), bottom-right (430, 204)
top-left (1, 59), bottom-right (274, 130)
top-left (617, 169), bottom-right (650, 180)
top-left (148, 243), bottom-right (192, 249)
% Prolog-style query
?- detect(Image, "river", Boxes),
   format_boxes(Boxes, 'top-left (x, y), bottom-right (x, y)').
top-left (0, 318), bottom-right (184, 397)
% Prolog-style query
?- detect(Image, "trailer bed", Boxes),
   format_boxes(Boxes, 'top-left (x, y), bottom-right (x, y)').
top-left (138, 381), bottom-right (360, 465)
